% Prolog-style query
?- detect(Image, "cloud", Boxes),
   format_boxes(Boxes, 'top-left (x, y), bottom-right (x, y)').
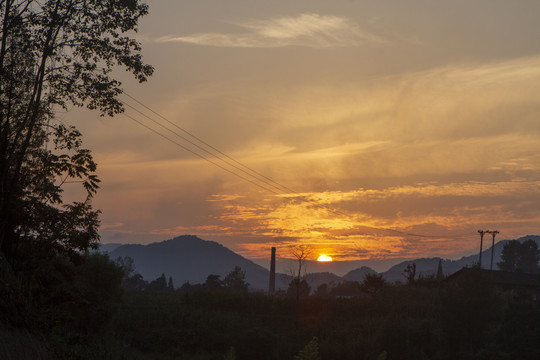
top-left (158, 13), bottom-right (383, 48)
top-left (203, 175), bottom-right (540, 259)
top-left (87, 53), bottom-right (540, 258)
top-left (100, 222), bottom-right (126, 230)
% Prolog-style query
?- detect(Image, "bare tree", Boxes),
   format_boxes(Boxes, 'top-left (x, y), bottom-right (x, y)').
top-left (402, 263), bottom-right (416, 285)
top-left (289, 244), bottom-right (314, 301)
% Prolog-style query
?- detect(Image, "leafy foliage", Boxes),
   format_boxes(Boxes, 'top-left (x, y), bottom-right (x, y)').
top-left (361, 273), bottom-right (387, 295)
top-left (101, 271), bottom-right (540, 360)
top-left (0, 1), bottom-right (151, 357)
top-left (498, 239), bottom-right (540, 273)
top-left (294, 337), bottom-right (320, 360)
top-left (0, 0), bottom-right (152, 265)
top-left (223, 266), bottom-right (249, 292)
top-left (403, 263), bottom-right (417, 284)
top-left (37, 252), bottom-right (125, 358)
top-left (287, 278), bottom-right (311, 299)
top-left (147, 273), bottom-right (169, 292)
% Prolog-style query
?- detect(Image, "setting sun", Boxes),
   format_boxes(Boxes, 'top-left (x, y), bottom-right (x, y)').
top-left (317, 254), bottom-right (333, 262)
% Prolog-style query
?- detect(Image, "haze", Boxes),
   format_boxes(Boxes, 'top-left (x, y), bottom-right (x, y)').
top-left (66, 0), bottom-right (540, 262)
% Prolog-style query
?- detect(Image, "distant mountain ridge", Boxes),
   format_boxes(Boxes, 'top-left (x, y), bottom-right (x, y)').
top-left (102, 234), bottom-right (540, 291)
top-left (107, 235), bottom-right (289, 290)
top-left (343, 267), bottom-right (378, 282)
top-left (381, 235), bottom-right (540, 282)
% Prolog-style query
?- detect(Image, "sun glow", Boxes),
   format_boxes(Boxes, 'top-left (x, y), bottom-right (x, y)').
top-left (317, 254), bottom-right (333, 262)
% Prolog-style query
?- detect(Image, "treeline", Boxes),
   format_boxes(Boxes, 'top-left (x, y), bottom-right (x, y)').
top-left (117, 257), bottom-right (250, 293)
top-left (1, 251), bottom-right (125, 358)
top-left (3, 247), bottom-right (540, 359)
top-left (0, 0), bottom-right (152, 358)
top-left (109, 268), bottom-right (540, 360)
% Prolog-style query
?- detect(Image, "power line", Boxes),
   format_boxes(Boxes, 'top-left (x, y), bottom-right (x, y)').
top-left (121, 112), bottom-right (282, 195)
top-left (123, 92), bottom-right (299, 195)
top-left (487, 230), bottom-right (499, 270)
top-left (120, 100), bottom-right (288, 195)
top-left (119, 93), bottom-right (467, 240)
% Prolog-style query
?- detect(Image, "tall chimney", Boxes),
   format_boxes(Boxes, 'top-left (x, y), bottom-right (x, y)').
top-left (269, 247), bottom-right (276, 294)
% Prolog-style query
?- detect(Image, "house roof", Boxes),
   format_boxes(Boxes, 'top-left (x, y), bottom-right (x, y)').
top-left (447, 268), bottom-right (540, 288)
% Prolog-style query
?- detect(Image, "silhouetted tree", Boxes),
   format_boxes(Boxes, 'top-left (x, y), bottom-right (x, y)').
top-left (313, 283), bottom-right (329, 298)
top-left (115, 256), bottom-right (137, 289)
top-left (295, 337), bottom-right (320, 360)
top-left (69, 252), bottom-right (124, 333)
top-left (178, 281), bottom-right (200, 292)
top-left (0, 5), bottom-right (152, 350)
top-left (115, 255), bottom-right (149, 290)
top-left (329, 280), bottom-right (361, 297)
top-left (168, 276), bottom-right (174, 291)
top-left (115, 256), bottom-right (135, 277)
top-left (289, 245), bottom-right (314, 301)
top-left (498, 239), bottom-right (540, 273)
top-left (287, 278), bottom-right (311, 299)
top-left (224, 346), bottom-right (237, 360)
top-left (123, 273), bottom-right (147, 291)
top-left (361, 273), bottom-right (387, 295)
top-left (223, 266), bottom-right (249, 292)
top-left (436, 259), bottom-right (444, 280)
top-left (147, 273), bottom-right (168, 292)
top-left (498, 240), bottom-right (521, 272)
top-left (0, 0), bottom-right (152, 266)
top-left (27, 251), bottom-right (125, 356)
top-left (519, 239), bottom-right (540, 273)
top-left (402, 263), bottom-right (416, 284)
top-left (204, 274), bottom-right (223, 291)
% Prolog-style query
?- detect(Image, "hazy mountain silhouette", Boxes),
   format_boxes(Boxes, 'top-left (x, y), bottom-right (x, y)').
top-left (304, 272), bottom-right (343, 290)
top-left (108, 235), bottom-right (284, 290)
top-left (343, 266), bottom-right (378, 282)
top-left (104, 234), bottom-right (540, 290)
top-left (98, 243), bottom-right (123, 253)
top-left (257, 257), bottom-right (405, 275)
top-left (381, 235), bottom-right (540, 283)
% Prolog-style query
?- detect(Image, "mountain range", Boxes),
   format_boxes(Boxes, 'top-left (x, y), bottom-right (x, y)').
top-left (102, 234), bottom-right (540, 291)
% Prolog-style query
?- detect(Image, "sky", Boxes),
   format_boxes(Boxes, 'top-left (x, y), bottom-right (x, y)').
top-left (66, 0), bottom-right (540, 263)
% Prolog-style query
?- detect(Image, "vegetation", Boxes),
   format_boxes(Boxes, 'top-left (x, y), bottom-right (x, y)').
top-left (289, 245), bottom-right (314, 301)
top-left (97, 267), bottom-right (539, 360)
top-left (2, 1), bottom-right (540, 359)
top-left (0, 0), bottom-right (151, 358)
top-left (498, 239), bottom-right (540, 273)
top-left (0, 0), bottom-right (152, 266)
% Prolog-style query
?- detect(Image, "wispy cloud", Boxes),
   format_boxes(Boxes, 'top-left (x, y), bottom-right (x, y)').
top-left (158, 13), bottom-right (383, 48)
top-left (100, 222), bottom-right (126, 230)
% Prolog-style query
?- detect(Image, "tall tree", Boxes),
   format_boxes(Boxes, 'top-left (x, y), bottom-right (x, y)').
top-left (497, 239), bottom-right (540, 273)
top-left (223, 266), bottom-right (249, 292)
top-left (402, 263), bottom-right (416, 284)
top-left (436, 259), bottom-right (444, 280)
top-left (287, 278), bottom-right (311, 299)
top-left (519, 239), bottom-right (540, 273)
top-left (361, 273), bottom-right (386, 295)
top-left (294, 337), bottom-right (320, 360)
top-left (0, 0), bottom-right (153, 266)
top-left (147, 273), bottom-right (167, 292)
top-left (204, 274), bottom-right (223, 291)
top-left (289, 244), bottom-right (313, 301)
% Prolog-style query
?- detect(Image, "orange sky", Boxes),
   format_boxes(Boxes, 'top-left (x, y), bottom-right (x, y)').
top-left (66, 0), bottom-right (540, 262)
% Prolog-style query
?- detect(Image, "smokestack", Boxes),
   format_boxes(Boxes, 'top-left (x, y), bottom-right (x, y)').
top-left (269, 247), bottom-right (276, 294)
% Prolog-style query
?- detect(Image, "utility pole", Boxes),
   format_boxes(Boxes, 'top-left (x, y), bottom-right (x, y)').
top-left (487, 230), bottom-right (499, 270)
top-left (269, 247), bottom-right (276, 294)
top-left (478, 230), bottom-right (488, 268)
